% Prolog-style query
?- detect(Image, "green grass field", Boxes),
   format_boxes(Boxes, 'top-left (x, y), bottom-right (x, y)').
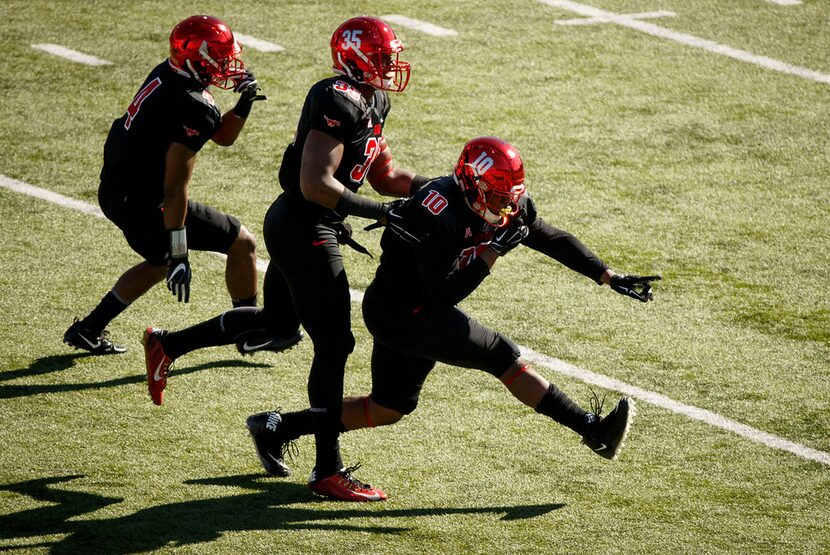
top-left (1, 1), bottom-right (828, 553)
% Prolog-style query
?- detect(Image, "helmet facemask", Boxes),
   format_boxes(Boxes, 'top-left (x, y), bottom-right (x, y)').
top-left (363, 49), bottom-right (410, 92)
top-left (183, 40), bottom-right (244, 89)
top-left (459, 169), bottom-right (526, 226)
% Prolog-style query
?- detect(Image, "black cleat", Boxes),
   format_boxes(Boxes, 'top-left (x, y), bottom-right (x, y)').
top-left (63, 318), bottom-right (126, 355)
top-left (236, 330), bottom-right (304, 356)
top-left (581, 395), bottom-right (635, 460)
top-left (246, 410), bottom-right (296, 477)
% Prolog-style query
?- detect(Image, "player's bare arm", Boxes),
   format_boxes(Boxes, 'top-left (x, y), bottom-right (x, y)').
top-left (212, 70), bottom-right (266, 146)
top-left (299, 129), bottom-right (346, 209)
top-left (367, 137), bottom-right (416, 197)
top-left (162, 142), bottom-right (196, 228)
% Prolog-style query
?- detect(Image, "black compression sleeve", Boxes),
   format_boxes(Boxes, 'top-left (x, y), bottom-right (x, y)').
top-left (335, 188), bottom-right (386, 220)
top-left (523, 218), bottom-right (608, 283)
top-left (233, 97), bottom-right (254, 119)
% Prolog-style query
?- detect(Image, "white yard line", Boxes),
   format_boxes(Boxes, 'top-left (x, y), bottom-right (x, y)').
top-left (234, 33), bottom-right (284, 53)
top-left (2, 172), bottom-right (828, 466)
top-left (539, 0), bottom-right (830, 85)
top-left (381, 15), bottom-right (458, 37)
top-left (766, 0), bottom-right (801, 5)
top-left (556, 11), bottom-right (675, 26)
top-left (31, 44), bottom-right (112, 66)
top-left (522, 347), bottom-right (830, 466)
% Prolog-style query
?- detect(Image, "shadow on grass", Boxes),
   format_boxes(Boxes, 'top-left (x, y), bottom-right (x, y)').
top-left (0, 474), bottom-right (565, 553)
top-left (0, 357), bottom-right (270, 399)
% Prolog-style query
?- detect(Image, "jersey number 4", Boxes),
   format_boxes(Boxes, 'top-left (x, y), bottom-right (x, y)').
top-left (124, 77), bottom-right (162, 130)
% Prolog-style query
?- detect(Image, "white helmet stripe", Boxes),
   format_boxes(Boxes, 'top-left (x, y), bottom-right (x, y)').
top-left (198, 40), bottom-right (221, 71)
top-left (336, 52), bottom-right (356, 80)
top-left (349, 42), bottom-right (370, 64)
top-left (184, 59), bottom-right (201, 81)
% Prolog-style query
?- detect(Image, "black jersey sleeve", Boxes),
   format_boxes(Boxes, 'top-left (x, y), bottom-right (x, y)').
top-left (307, 81), bottom-right (363, 144)
top-left (171, 90), bottom-right (220, 152)
top-left (409, 187), bottom-right (492, 306)
top-left (521, 195), bottom-right (608, 283)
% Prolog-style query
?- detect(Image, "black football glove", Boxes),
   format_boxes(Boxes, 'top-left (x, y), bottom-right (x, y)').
top-left (489, 220), bottom-right (529, 256)
top-left (364, 198), bottom-right (405, 231)
top-left (609, 274), bottom-right (661, 303)
top-left (167, 256), bottom-right (191, 303)
top-left (232, 70), bottom-right (266, 118)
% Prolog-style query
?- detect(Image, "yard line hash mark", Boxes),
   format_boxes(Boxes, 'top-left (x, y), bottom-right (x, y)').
top-left (539, 0), bottom-right (830, 85)
top-left (31, 44), bottom-right (112, 66)
top-left (234, 33), bottom-right (284, 53)
top-left (555, 10), bottom-right (675, 26)
top-left (381, 15), bottom-right (458, 37)
top-left (2, 173), bottom-right (827, 466)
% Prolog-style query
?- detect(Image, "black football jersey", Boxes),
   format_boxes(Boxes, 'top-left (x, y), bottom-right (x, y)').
top-left (278, 76), bottom-right (391, 222)
top-left (100, 60), bottom-right (221, 208)
top-left (374, 176), bottom-right (609, 308)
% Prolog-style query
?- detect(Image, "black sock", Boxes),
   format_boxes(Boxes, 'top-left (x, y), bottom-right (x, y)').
top-left (536, 383), bottom-right (590, 435)
top-left (82, 291), bottom-right (128, 333)
top-left (232, 294), bottom-right (257, 308)
top-left (163, 307), bottom-right (261, 359)
top-left (313, 410), bottom-right (344, 476)
top-left (279, 409), bottom-right (315, 441)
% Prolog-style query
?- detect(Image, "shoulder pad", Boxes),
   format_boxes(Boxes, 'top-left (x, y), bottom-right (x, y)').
top-left (187, 88), bottom-right (216, 108)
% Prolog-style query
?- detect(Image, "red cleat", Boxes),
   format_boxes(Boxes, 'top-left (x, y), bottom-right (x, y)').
top-left (142, 327), bottom-right (174, 405)
top-left (308, 465), bottom-right (387, 502)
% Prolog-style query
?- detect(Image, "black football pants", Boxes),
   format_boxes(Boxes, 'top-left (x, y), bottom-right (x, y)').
top-left (361, 282), bottom-right (522, 415)
top-left (261, 194), bottom-right (355, 475)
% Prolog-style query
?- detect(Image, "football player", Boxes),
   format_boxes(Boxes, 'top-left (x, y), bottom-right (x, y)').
top-left (64, 15), bottom-right (294, 355)
top-left (244, 137), bottom-right (661, 499)
top-left (141, 16), bottom-right (429, 501)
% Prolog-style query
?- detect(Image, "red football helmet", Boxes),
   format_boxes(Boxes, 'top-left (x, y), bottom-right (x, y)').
top-left (169, 15), bottom-right (244, 89)
top-left (330, 16), bottom-right (410, 92)
top-left (454, 137), bottom-right (527, 227)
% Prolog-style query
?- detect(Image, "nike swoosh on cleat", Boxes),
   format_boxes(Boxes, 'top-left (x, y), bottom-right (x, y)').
top-left (77, 333), bottom-right (102, 349)
top-left (153, 360), bottom-right (165, 382)
top-left (594, 443), bottom-right (608, 452)
top-left (241, 340), bottom-right (273, 352)
top-left (351, 490), bottom-right (383, 501)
